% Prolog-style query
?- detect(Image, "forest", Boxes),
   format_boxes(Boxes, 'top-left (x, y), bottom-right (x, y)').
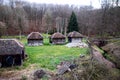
top-left (0, 0), bottom-right (120, 37)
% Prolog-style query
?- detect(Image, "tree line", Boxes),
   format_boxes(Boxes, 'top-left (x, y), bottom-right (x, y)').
top-left (0, 0), bottom-right (120, 37)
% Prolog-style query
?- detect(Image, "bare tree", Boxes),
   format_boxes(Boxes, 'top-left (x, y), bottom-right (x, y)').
top-left (56, 16), bottom-right (62, 32)
top-left (43, 8), bottom-right (53, 34)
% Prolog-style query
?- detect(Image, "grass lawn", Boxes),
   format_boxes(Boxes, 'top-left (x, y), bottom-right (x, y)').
top-left (25, 45), bottom-right (88, 70)
top-left (1, 35), bottom-right (88, 70)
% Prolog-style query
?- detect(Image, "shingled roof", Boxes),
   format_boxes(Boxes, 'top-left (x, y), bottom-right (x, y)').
top-left (68, 31), bottom-right (83, 38)
top-left (50, 32), bottom-right (65, 39)
top-left (0, 39), bottom-right (24, 55)
top-left (27, 32), bottom-right (43, 40)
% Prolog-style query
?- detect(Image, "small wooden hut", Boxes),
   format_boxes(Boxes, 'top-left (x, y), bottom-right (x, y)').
top-left (50, 32), bottom-right (66, 44)
top-left (68, 31), bottom-right (83, 43)
top-left (0, 39), bottom-right (25, 67)
top-left (27, 32), bottom-right (43, 46)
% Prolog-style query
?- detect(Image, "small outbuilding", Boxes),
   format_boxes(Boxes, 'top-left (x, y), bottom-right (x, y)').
top-left (0, 39), bottom-right (25, 67)
top-left (27, 32), bottom-right (43, 46)
top-left (68, 31), bottom-right (83, 43)
top-left (50, 32), bottom-right (66, 44)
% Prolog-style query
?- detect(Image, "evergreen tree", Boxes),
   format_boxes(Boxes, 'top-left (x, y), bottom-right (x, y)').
top-left (67, 11), bottom-right (79, 33)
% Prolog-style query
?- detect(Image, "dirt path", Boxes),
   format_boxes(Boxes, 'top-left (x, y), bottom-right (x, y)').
top-left (0, 64), bottom-right (37, 80)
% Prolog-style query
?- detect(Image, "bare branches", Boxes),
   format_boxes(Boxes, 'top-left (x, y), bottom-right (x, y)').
top-left (0, 0), bottom-right (119, 36)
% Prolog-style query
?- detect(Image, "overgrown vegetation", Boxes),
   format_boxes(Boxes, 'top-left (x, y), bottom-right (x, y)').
top-left (53, 55), bottom-right (120, 80)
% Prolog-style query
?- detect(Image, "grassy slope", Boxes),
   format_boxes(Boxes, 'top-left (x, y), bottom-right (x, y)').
top-left (1, 35), bottom-right (88, 70)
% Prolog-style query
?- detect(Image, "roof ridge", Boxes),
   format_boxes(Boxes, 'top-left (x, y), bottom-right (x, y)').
top-left (0, 39), bottom-right (24, 47)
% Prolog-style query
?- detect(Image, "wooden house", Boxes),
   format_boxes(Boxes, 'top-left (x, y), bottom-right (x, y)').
top-left (27, 32), bottom-right (43, 46)
top-left (0, 39), bottom-right (25, 67)
top-left (68, 31), bottom-right (83, 43)
top-left (50, 32), bottom-right (66, 44)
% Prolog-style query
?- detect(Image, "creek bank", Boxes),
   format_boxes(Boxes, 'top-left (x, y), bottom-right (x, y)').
top-left (102, 41), bottom-right (120, 69)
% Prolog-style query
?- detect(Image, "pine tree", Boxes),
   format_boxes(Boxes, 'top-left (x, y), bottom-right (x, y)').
top-left (67, 11), bottom-right (79, 33)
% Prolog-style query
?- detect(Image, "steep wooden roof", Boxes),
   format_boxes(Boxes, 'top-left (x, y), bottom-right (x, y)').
top-left (68, 31), bottom-right (83, 38)
top-left (27, 32), bottom-right (43, 40)
top-left (0, 39), bottom-right (24, 55)
top-left (50, 32), bottom-right (65, 39)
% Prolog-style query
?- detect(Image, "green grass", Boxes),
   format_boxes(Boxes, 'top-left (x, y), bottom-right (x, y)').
top-left (1, 35), bottom-right (88, 70)
top-left (25, 45), bottom-right (88, 70)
